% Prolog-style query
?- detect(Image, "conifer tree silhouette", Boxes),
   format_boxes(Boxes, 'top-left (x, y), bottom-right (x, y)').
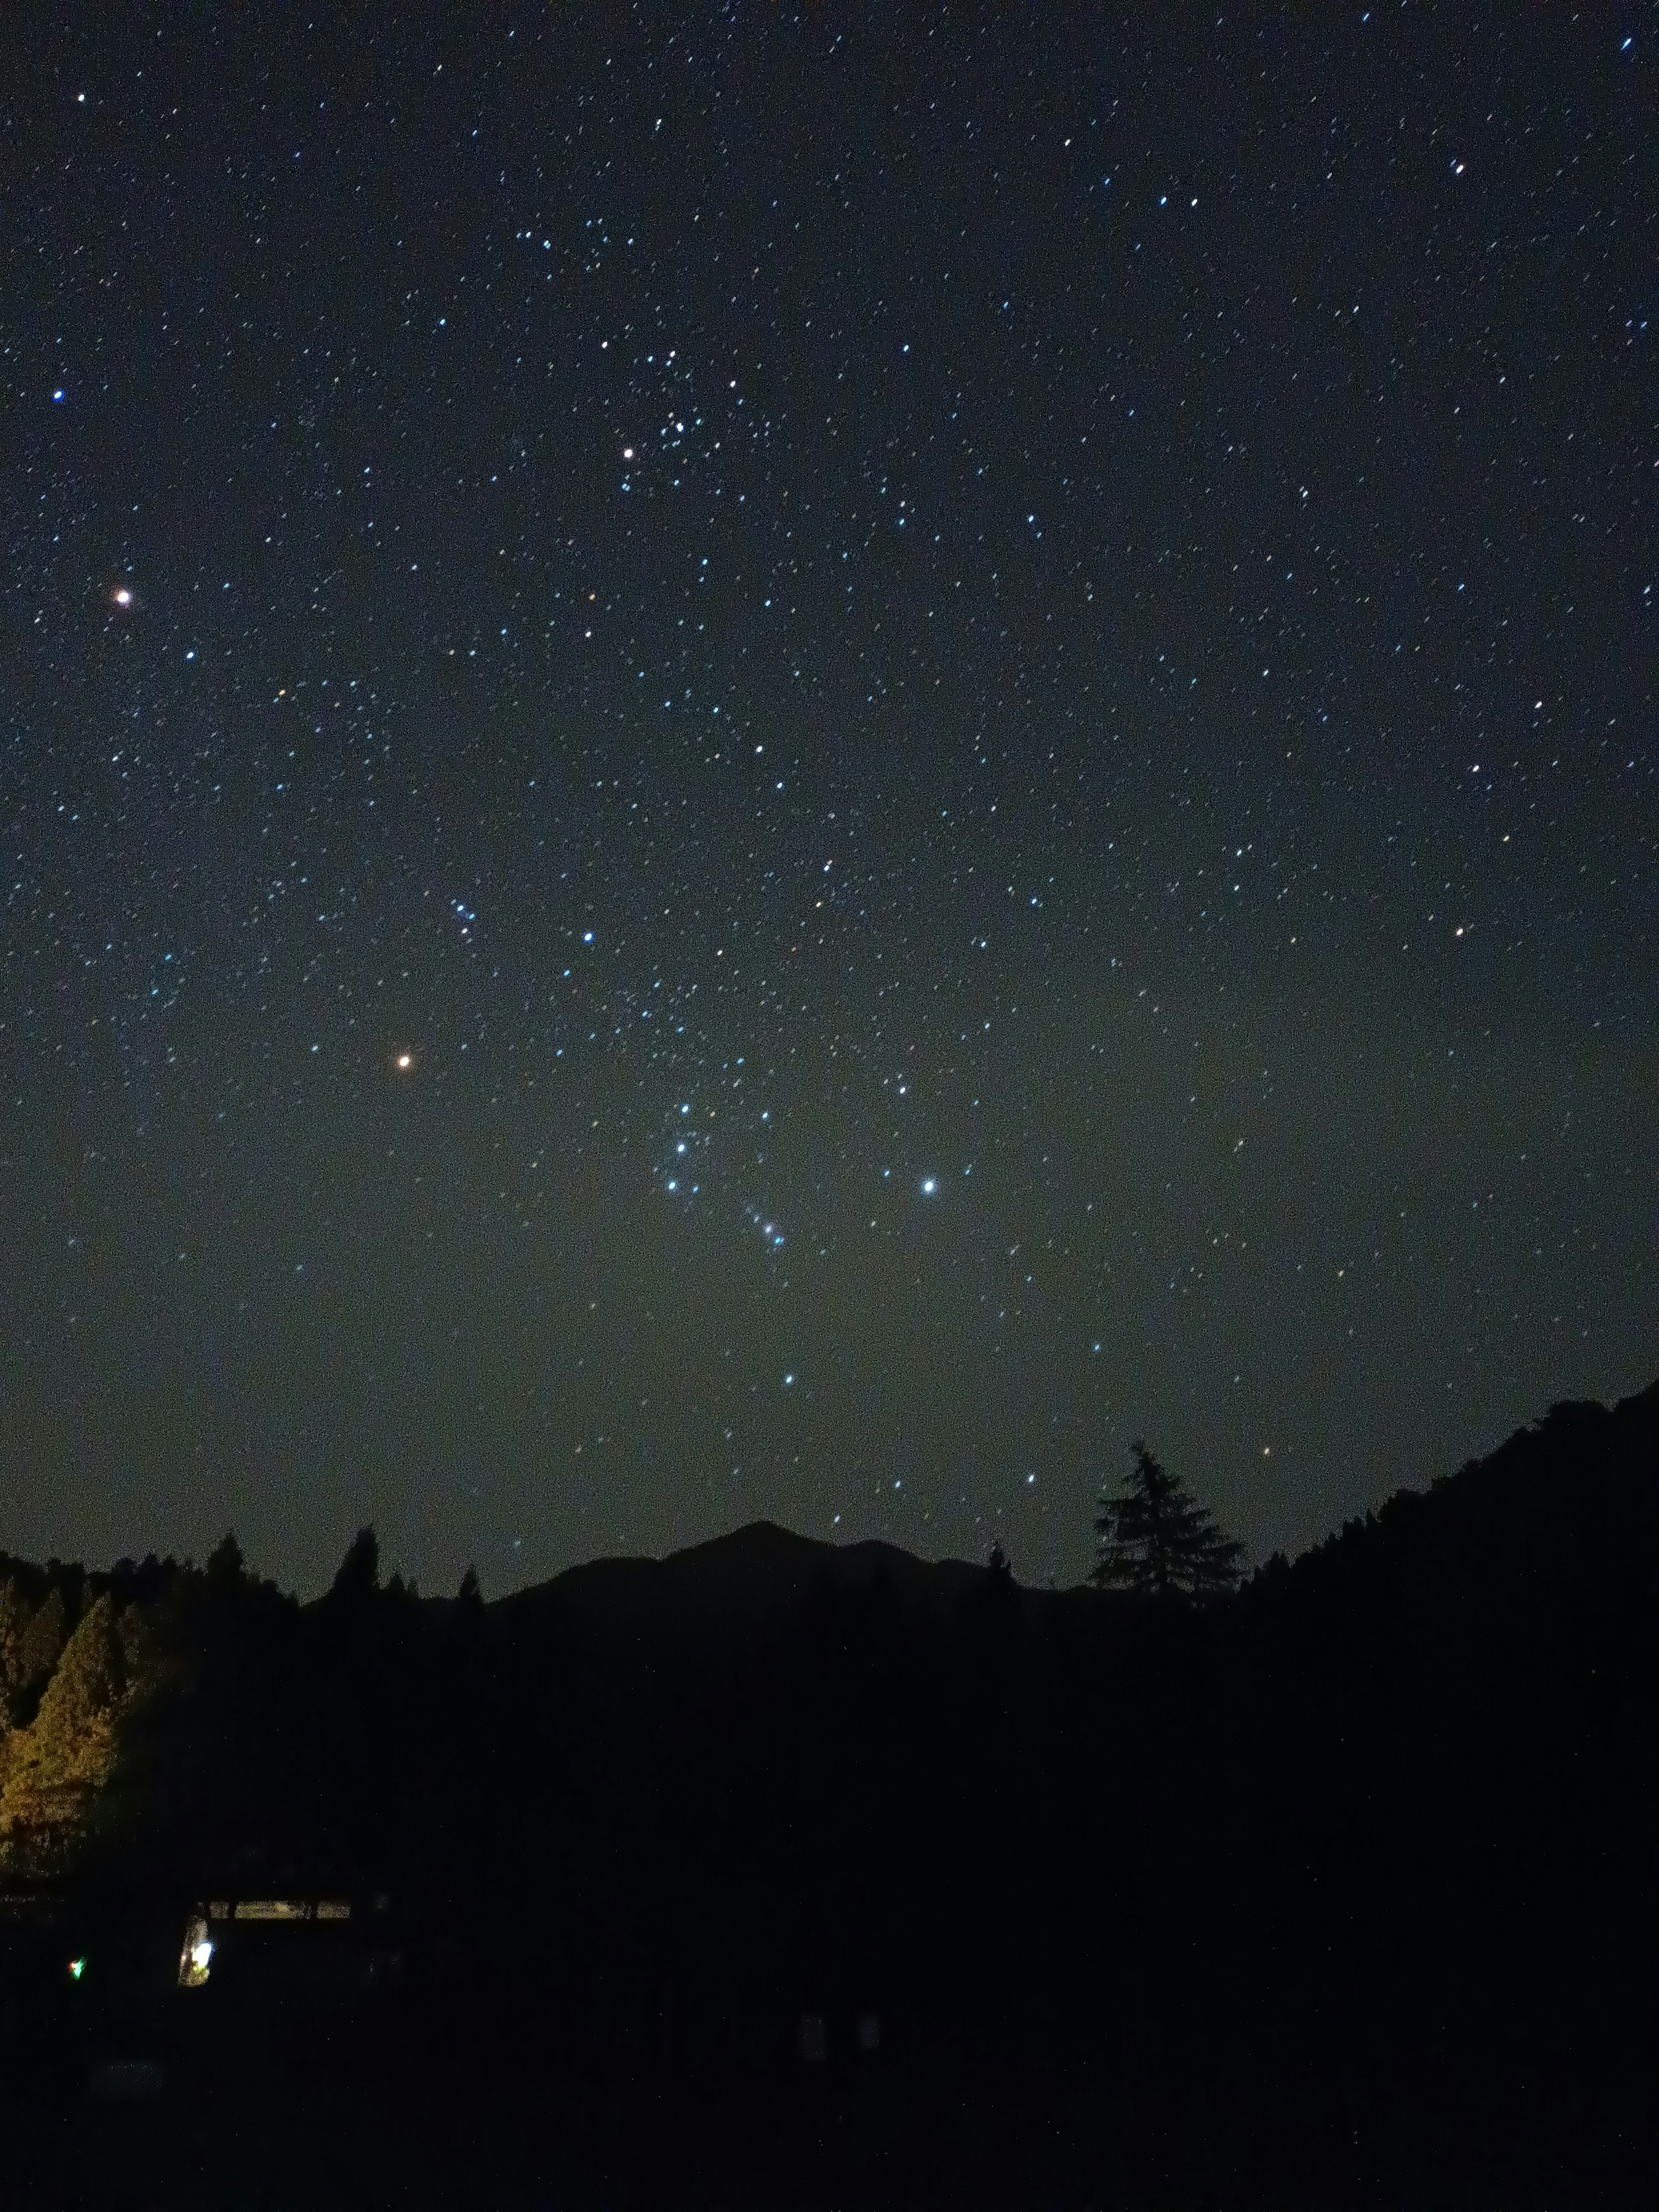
top-left (330, 1527), bottom-right (380, 1602)
top-left (1091, 1442), bottom-right (1244, 1599)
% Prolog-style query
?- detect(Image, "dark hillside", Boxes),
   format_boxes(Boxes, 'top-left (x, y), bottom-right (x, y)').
top-left (1226, 1386), bottom-right (1656, 2055)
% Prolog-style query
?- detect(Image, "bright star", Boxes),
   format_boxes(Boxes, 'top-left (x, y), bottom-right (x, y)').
top-left (921, 1177), bottom-right (937, 1195)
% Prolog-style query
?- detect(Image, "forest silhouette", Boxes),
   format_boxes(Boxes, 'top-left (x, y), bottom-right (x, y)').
top-left (0, 1380), bottom-right (1653, 2207)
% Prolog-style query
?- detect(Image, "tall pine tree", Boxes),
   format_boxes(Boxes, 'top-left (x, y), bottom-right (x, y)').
top-left (1092, 1442), bottom-right (1244, 1600)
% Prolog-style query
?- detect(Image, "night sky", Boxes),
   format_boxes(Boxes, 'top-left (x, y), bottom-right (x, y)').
top-left (3, 5), bottom-right (1654, 1595)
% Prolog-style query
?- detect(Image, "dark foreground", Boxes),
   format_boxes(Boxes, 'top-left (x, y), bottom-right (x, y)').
top-left (3, 1977), bottom-right (1655, 2210)
top-left (1, 1382), bottom-right (1654, 2205)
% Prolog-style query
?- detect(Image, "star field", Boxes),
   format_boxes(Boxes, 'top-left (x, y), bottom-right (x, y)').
top-left (1, 4), bottom-right (1653, 1591)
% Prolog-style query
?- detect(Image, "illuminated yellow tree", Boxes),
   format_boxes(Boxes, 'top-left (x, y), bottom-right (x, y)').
top-left (0, 1594), bottom-right (151, 1867)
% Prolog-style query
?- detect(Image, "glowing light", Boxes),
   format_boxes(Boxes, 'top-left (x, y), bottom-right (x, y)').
top-left (395, 1051), bottom-right (413, 1072)
top-left (178, 1912), bottom-right (214, 1988)
top-left (112, 587), bottom-right (133, 607)
top-left (68, 1957), bottom-right (86, 1981)
top-left (921, 1177), bottom-right (937, 1196)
